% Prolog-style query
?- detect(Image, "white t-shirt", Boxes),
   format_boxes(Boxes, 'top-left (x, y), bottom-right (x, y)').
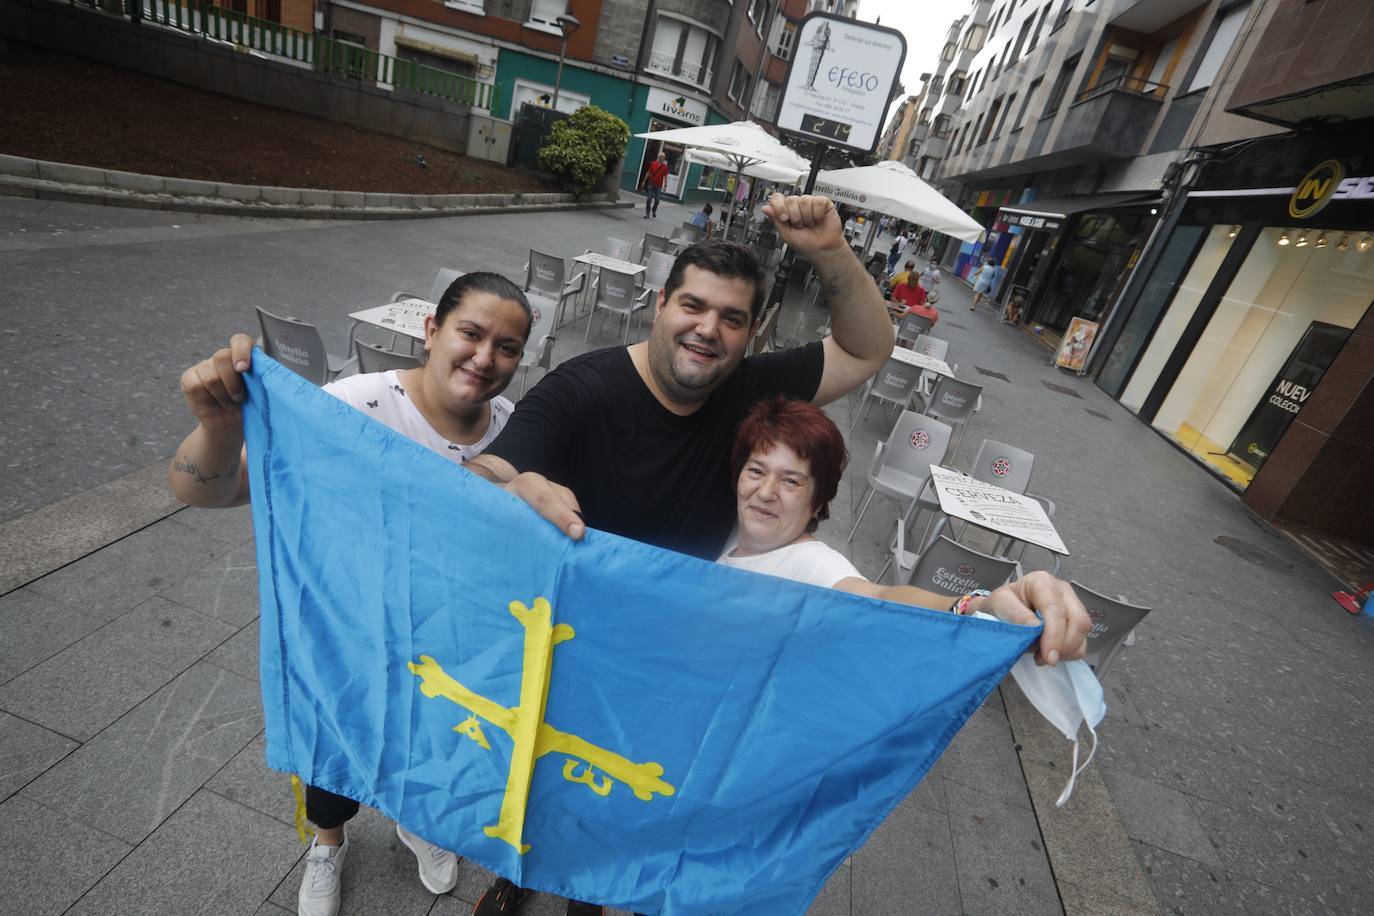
top-left (717, 538), bottom-right (863, 590)
top-left (919, 266), bottom-right (942, 290)
top-left (323, 370), bottom-right (513, 465)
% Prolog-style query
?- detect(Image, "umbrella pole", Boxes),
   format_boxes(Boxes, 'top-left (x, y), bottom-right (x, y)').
top-left (765, 146), bottom-right (827, 311)
top-left (725, 165), bottom-right (743, 231)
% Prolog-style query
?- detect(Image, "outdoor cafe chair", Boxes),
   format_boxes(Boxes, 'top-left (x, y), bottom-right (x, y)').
top-left (355, 340), bottom-right (421, 374)
top-left (598, 236), bottom-right (634, 261)
top-left (1071, 582), bottom-right (1152, 677)
top-left (638, 232), bottom-right (672, 265)
top-left (895, 312), bottom-right (934, 346)
top-left (517, 292), bottom-right (558, 397)
top-left (847, 410), bottom-right (953, 542)
top-left (878, 530), bottom-right (1021, 593)
top-left (675, 222), bottom-right (706, 244)
top-left (523, 249), bottom-right (586, 326)
top-left (585, 267), bottom-right (646, 344)
top-left (908, 333), bottom-right (951, 397)
top-left (256, 307), bottom-right (351, 385)
top-left (850, 356), bottom-right (925, 430)
top-left (633, 251), bottom-right (676, 313)
top-left (390, 267), bottom-right (463, 305)
top-left (914, 374), bottom-right (983, 458)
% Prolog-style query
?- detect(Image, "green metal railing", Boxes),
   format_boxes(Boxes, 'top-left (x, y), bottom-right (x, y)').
top-left (70, 0), bottom-right (498, 111)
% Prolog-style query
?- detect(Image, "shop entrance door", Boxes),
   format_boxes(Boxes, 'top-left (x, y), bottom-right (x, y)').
top-left (636, 119), bottom-right (686, 200)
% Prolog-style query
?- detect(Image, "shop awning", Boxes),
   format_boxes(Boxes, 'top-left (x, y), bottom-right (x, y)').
top-left (997, 192), bottom-right (1158, 230)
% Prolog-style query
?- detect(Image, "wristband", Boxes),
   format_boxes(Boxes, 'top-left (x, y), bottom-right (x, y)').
top-left (950, 589), bottom-right (991, 615)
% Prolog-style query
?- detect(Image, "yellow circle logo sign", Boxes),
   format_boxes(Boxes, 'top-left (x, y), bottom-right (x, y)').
top-left (1289, 159), bottom-right (1344, 219)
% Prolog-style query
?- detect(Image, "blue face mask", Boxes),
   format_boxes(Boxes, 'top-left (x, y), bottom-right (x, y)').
top-left (1010, 654), bottom-right (1107, 806)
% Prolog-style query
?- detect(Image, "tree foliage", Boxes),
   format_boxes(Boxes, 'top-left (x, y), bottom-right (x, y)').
top-left (538, 105), bottom-right (630, 197)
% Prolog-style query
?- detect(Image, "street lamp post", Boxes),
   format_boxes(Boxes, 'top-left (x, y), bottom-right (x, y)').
top-left (551, 13), bottom-right (582, 112)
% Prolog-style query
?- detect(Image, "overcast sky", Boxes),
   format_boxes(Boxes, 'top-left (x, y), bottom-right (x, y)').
top-left (858, 0), bottom-right (957, 129)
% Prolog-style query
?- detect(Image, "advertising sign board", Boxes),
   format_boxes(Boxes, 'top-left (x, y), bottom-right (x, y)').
top-left (928, 466), bottom-right (1068, 555)
top-left (774, 13), bottom-right (906, 154)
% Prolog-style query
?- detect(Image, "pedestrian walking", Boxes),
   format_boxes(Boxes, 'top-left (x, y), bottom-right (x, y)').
top-left (641, 151), bottom-right (669, 219)
top-left (885, 226), bottom-right (909, 274)
top-left (970, 255), bottom-right (1004, 311)
top-left (168, 273), bottom-right (535, 916)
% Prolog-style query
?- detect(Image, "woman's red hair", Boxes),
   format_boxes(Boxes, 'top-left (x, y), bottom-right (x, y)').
top-left (731, 396), bottom-right (849, 533)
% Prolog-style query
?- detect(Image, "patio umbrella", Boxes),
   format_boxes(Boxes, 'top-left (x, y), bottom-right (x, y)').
top-left (683, 148), bottom-right (804, 185)
top-left (814, 159), bottom-right (984, 245)
top-left (636, 121), bottom-right (809, 229)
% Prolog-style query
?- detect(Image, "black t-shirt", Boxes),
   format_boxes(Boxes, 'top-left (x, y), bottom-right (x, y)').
top-left (486, 343), bottom-right (825, 559)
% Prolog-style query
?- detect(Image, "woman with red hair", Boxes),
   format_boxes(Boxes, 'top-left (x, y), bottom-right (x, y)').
top-left (719, 396), bottom-right (1091, 647)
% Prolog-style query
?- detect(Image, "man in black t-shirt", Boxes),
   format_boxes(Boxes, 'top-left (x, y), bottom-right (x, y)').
top-left (469, 193), bottom-right (892, 562)
top-left (463, 193), bottom-right (1089, 916)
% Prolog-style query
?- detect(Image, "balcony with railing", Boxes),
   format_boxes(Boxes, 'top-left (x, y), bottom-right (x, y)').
top-left (1052, 74), bottom-right (1167, 160)
top-left (645, 51), bottom-right (713, 89)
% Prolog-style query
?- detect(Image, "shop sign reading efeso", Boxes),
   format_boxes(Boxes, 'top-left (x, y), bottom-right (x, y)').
top-left (774, 13), bottom-right (906, 154)
top-left (1288, 159), bottom-right (1374, 218)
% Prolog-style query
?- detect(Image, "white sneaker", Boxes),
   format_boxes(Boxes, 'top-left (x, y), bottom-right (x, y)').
top-left (298, 835), bottom-right (348, 916)
top-left (396, 823), bottom-right (459, 894)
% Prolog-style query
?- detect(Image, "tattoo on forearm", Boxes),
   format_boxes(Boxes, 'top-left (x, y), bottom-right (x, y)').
top-left (173, 456), bottom-right (220, 485)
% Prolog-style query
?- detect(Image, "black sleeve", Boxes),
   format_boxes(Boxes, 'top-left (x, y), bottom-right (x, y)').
top-left (483, 364), bottom-right (582, 478)
top-left (742, 340), bottom-right (826, 402)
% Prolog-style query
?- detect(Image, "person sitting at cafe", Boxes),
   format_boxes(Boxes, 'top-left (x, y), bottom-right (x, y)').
top-left (889, 278), bottom-right (939, 328)
top-left (690, 202), bottom-right (715, 238)
top-left (718, 395), bottom-right (1092, 654)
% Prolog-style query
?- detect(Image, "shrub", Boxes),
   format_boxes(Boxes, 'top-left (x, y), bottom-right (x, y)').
top-left (538, 104), bottom-right (630, 197)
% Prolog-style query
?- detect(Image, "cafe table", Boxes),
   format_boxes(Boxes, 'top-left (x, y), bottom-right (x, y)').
top-left (347, 297), bottom-right (435, 355)
top-left (925, 464), bottom-right (1067, 575)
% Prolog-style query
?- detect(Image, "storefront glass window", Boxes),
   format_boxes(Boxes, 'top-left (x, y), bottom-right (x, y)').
top-left (1033, 210), bottom-right (1147, 333)
top-left (1120, 224), bottom-right (1236, 412)
top-left (1150, 227), bottom-right (1373, 489)
top-left (1097, 225), bottom-right (1206, 398)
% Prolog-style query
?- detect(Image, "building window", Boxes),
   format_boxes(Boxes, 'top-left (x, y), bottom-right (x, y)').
top-left (995, 92), bottom-right (1016, 136)
top-left (1186, 2), bottom-right (1250, 93)
top-left (1050, 0), bottom-right (1072, 34)
top-left (1043, 53), bottom-right (1079, 115)
top-left (963, 23), bottom-right (986, 52)
top-left (749, 0), bottom-right (768, 35)
top-left (1028, 3), bottom-right (1051, 53)
top-left (966, 69), bottom-right (980, 101)
top-left (647, 16), bottom-right (718, 88)
top-left (1008, 15), bottom-right (1034, 64)
top-left (941, 40), bottom-right (957, 62)
top-left (526, 0), bottom-right (564, 31)
top-left (1016, 77), bottom-right (1041, 128)
top-left (728, 60), bottom-right (751, 105)
top-left (444, 0), bottom-right (485, 13)
top-left (753, 81), bottom-right (780, 120)
top-left (773, 19), bottom-right (796, 59)
top-left (947, 71), bottom-right (967, 96)
top-left (978, 99), bottom-right (1001, 144)
top-left (933, 113), bottom-right (952, 138)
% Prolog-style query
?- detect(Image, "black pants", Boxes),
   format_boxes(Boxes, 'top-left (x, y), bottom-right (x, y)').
top-left (306, 784), bottom-right (360, 830)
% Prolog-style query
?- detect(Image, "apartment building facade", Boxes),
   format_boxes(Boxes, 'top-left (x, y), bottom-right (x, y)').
top-left (313, 0), bottom-right (857, 203)
top-left (877, 91), bottom-right (924, 161)
top-left (927, 0), bottom-right (1262, 347)
top-left (901, 8), bottom-right (987, 182)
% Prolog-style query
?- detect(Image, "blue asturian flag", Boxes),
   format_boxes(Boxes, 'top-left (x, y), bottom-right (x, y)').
top-left (243, 351), bottom-right (1041, 915)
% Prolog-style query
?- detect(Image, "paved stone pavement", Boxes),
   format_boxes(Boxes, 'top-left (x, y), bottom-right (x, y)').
top-left (2, 194), bottom-right (1373, 915)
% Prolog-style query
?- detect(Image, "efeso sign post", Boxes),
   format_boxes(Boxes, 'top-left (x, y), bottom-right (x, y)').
top-left (774, 12), bottom-right (907, 158)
